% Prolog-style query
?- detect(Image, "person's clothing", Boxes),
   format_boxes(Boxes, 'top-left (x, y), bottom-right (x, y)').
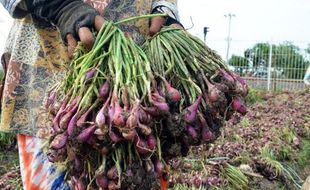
top-left (304, 65), bottom-right (310, 86)
top-left (0, 0), bottom-right (179, 138)
top-left (17, 134), bottom-right (70, 190)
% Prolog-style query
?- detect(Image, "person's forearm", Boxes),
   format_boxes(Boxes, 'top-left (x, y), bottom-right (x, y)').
top-left (151, 0), bottom-right (182, 27)
top-left (0, 0), bottom-right (28, 18)
top-left (151, 0), bottom-right (179, 21)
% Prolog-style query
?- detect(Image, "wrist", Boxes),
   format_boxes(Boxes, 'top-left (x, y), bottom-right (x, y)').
top-left (151, 1), bottom-right (180, 22)
top-left (151, 2), bottom-right (183, 28)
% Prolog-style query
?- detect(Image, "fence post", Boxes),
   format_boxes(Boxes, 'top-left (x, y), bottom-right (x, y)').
top-left (267, 43), bottom-right (273, 91)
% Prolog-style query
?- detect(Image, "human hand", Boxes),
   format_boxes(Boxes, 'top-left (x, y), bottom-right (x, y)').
top-left (149, 16), bottom-right (183, 36)
top-left (45, 1), bottom-right (106, 58)
top-left (66, 15), bottom-right (105, 58)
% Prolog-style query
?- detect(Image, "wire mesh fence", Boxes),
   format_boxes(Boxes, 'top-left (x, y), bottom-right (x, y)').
top-left (217, 40), bottom-right (310, 91)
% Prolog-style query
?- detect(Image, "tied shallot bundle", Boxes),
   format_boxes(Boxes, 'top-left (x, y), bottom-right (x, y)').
top-left (143, 27), bottom-right (249, 157)
top-left (44, 16), bottom-right (248, 190)
top-left (45, 16), bottom-right (170, 190)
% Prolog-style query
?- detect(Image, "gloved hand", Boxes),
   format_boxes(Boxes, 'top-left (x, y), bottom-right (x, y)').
top-left (27, 0), bottom-right (105, 57)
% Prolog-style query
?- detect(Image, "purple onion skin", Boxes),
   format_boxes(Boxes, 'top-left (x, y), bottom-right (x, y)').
top-left (96, 175), bottom-right (108, 189)
top-left (50, 133), bottom-right (68, 149)
top-left (151, 92), bottom-right (166, 103)
top-left (183, 96), bottom-right (202, 123)
top-left (108, 181), bottom-right (120, 190)
top-left (138, 108), bottom-right (151, 124)
top-left (74, 179), bottom-right (86, 190)
top-left (202, 75), bottom-right (221, 103)
top-left (107, 166), bottom-right (118, 180)
top-left (142, 106), bottom-right (161, 117)
top-left (126, 113), bottom-right (138, 129)
top-left (144, 159), bottom-right (155, 173)
top-left (231, 96), bottom-right (247, 115)
top-left (219, 68), bottom-right (235, 83)
top-left (126, 104), bottom-right (140, 129)
top-left (95, 107), bottom-right (106, 128)
top-left (112, 102), bottom-right (126, 127)
top-left (153, 101), bottom-right (170, 115)
top-left (109, 129), bottom-right (123, 143)
top-left (99, 81), bottom-right (110, 99)
top-left (143, 100), bottom-right (170, 117)
top-left (76, 125), bottom-right (96, 142)
top-left (162, 79), bottom-right (181, 103)
top-left (147, 134), bottom-right (157, 150)
top-left (67, 113), bottom-right (78, 136)
top-left (237, 105), bottom-right (247, 115)
top-left (137, 123), bottom-right (152, 136)
top-left (85, 68), bottom-right (96, 83)
top-left (122, 129), bottom-right (136, 141)
top-left (153, 157), bottom-right (164, 177)
top-left (73, 157), bottom-right (83, 173)
top-left (50, 102), bottom-right (61, 116)
top-left (60, 103), bottom-right (78, 130)
top-left (202, 127), bottom-right (215, 142)
top-left (234, 74), bottom-right (246, 86)
top-left (186, 125), bottom-right (198, 139)
top-left (77, 106), bottom-right (93, 127)
top-left (45, 91), bottom-right (56, 109)
top-left (135, 137), bottom-right (151, 155)
top-left (52, 98), bottom-right (68, 133)
top-left (199, 114), bottom-right (215, 142)
top-left (108, 104), bottom-right (115, 126)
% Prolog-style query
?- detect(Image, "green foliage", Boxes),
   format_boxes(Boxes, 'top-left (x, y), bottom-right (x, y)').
top-left (298, 139), bottom-right (310, 167)
top-left (0, 132), bottom-right (16, 148)
top-left (260, 146), bottom-right (284, 177)
top-left (259, 146), bottom-right (303, 189)
top-left (171, 184), bottom-right (204, 190)
top-left (277, 144), bottom-right (294, 161)
top-left (0, 66), bottom-right (4, 81)
top-left (245, 89), bottom-right (264, 105)
top-left (236, 42), bottom-right (309, 79)
top-left (221, 164), bottom-right (249, 190)
top-left (280, 126), bottom-right (296, 144)
top-left (229, 55), bottom-right (249, 71)
top-left (240, 118), bottom-right (250, 128)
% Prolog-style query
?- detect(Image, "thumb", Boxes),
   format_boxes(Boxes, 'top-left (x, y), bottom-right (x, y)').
top-left (149, 16), bottom-right (166, 36)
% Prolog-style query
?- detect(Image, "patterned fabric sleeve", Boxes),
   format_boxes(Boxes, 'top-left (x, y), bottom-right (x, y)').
top-left (0, 0), bottom-right (28, 18)
top-left (151, 0), bottom-right (179, 21)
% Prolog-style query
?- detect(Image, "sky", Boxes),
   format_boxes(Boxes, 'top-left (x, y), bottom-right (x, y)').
top-left (1, 0), bottom-right (310, 58)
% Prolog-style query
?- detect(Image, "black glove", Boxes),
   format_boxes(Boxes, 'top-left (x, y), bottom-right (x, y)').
top-left (26, 0), bottom-right (99, 42)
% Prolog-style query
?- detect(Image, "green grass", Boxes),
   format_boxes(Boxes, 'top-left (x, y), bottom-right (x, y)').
top-left (240, 118), bottom-right (250, 128)
top-left (298, 139), bottom-right (310, 167)
top-left (260, 146), bottom-right (284, 177)
top-left (221, 164), bottom-right (249, 190)
top-left (0, 132), bottom-right (16, 148)
top-left (245, 89), bottom-right (264, 105)
top-left (260, 146), bottom-right (303, 189)
top-left (171, 184), bottom-right (205, 190)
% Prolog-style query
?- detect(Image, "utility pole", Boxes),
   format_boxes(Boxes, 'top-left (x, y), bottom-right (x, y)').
top-left (203, 27), bottom-right (209, 44)
top-left (224, 13), bottom-right (235, 64)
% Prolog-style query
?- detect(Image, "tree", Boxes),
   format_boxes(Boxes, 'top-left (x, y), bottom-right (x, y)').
top-left (229, 55), bottom-right (249, 67)
top-left (228, 55), bottom-right (249, 76)
top-left (231, 42), bottom-right (309, 79)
